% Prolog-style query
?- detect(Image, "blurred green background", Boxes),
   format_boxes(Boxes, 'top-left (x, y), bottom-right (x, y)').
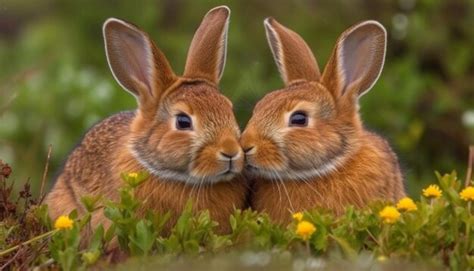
top-left (0, 0), bottom-right (473, 196)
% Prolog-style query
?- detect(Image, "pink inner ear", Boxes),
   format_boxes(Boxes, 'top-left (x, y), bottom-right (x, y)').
top-left (105, 20), bottom-right (154, 97)
top-left (117, 31), bottom-right (153, 93)
top-left (341, 34), bottom-right (371, 90)
top-left (337, 22), bottom-right (386, 97)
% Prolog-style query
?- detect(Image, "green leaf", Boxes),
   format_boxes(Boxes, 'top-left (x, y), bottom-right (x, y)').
top-left (80, 195), bottom-right (102, 213)
top-left (129, 220), bottom-right (156, 256)
top-left (175, 200), bottom-right (194, 239)
top-left (89, 224), bottom-right (104, 251)
top-left (81, 249), bottom-right (100, 266)
top-left (77, 213), bottom-right (91, 230)
top-left (229, 214), bottom-right (237, 231)
top-left (330, 234), bottom-right (357, 260)
top-left (34, 204), bottom-right (52, 228)
top-left (104, 223), bottom-right (116, 243)
top-left (104, 206), bottom-right (122, 222)
top-left (68, 209), bottom-right (78, 220)
top-left (121, 171), bottom-right (149, 188)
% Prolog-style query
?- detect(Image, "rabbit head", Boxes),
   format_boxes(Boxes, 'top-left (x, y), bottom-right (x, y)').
top-left (103, 6), bottom-right (243, 184)
top-left (241, 18), bottom-right (387, 181)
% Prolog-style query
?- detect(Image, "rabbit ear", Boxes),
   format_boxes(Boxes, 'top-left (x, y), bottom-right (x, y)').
top-left (264, 17), bottom-right (321, 86)
top-left (103, 18), bottom-right (176, 103)
top-left (321, 21), bottom-right (386, 98)
top-left (183, 6), bottom-right (230, 84)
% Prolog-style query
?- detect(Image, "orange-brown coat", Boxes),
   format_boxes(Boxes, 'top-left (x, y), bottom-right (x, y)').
top-left (46, 6), bottom-right (247, 235)
top-left (241, 19), bottom-right (405, 224)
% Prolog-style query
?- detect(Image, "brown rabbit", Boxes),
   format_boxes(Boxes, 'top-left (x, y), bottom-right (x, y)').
top-left (240, 18), bottom-right (405, 224)
top-left (45, 6), bottom-right (247, 234)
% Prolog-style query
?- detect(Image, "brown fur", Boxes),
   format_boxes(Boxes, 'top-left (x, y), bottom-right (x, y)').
top-left (183, 6), bottom-right (229, 82)
top-left (250, 128), bottom-right (404, 224)
top-left (241, 19), bottom-right (405, 224)
top-left (47, 111), bottom-right (247, 233)
top-left (46, 6), bottom-right (247, 235)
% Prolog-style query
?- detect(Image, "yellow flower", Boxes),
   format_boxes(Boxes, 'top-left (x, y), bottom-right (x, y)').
top-left (422, 184), bottom-right (442, 199)
top-left (396, 197), bottom-right (417, 212)
top-left (460, 186), bottom-right (474, 201)
top-left (379, 206), bottom-right (400, 224)
top-left (122, 171), bottom-right (149, 188)
top-left (54, 215), bottom-right (73, 230)
top-left (292, 212), bottom-right (303, 222)
top-left (296, 221), bottom-right (316, 240)
top-left (128, 172), bottom-right (138, 179)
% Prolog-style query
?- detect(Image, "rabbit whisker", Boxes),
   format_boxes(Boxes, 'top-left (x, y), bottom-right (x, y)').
top-left (269, 172), bottom-right (283, 207)
top-left (274, 170), bottom-right (295, 213)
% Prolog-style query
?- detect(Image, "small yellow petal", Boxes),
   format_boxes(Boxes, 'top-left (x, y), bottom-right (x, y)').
top-left (292, 212), bottom-right (304, 222)
top-left (54, 215), bottom-right (74, 230)
top-left (460, 186), bottom-right (474, 201)
top-left (296, 221), bottom-right (316, 240)
top-left (396, 197), bottom-right (417, 212)
top-left (422, 184), bottom-right (442, 199)
top-left (379, 206), bottom-right (400, 224)
top-left (128, 172), bottom-right (138, 179)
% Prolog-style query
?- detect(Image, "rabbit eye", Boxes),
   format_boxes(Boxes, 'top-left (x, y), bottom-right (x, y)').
top-left (289, 111), bottom-right (308, 127)
top-left (176, 113), bottom-right (193, 130)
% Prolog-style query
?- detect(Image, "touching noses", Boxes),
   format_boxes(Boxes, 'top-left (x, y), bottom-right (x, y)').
top-left (240, 129), bottom-right (256, 156)
top-left (219, 136), bottom-right (241, 161)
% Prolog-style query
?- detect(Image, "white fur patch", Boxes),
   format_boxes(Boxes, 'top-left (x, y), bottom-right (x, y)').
top-left (129, 145), bottom-right (233, 185)
top-left (264, 18), bottom-right (289, 84)
top-left (253, 154), bottom-right (348, 181)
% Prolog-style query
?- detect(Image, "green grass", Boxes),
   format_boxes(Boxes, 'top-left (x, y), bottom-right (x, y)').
top-left (0, 160), bottom-right (473, 270)
top-left (111, 251), bottom-right (443, 271)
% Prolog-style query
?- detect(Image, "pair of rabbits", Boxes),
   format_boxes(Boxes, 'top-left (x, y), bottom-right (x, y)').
top-left (46, 6), bottom-right (405, 233)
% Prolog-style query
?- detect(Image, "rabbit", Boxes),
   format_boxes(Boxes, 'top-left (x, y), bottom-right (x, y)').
top-left (240, 18), bottom-right (405, 224)
top-left (45, 6), bottom-right (247, 234)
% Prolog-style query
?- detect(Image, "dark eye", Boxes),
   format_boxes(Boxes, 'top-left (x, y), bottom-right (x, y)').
top-left (176, 113), bottom-right (193, 130)
top-left (289, 111), bottom-right (308, 127)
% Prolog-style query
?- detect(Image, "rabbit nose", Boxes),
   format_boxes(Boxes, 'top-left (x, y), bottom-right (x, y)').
top-left (240, 128), bottom-right (257, 154)
top-left (220, 151), bottom-right (239, 160)
top-left (219, 136), bottom-right (241, 160)
top-left (243, 146), bottom-right (255, 154)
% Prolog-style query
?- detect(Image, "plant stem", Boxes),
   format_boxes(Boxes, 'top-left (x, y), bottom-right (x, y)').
top-left (366, 229), bottom-right (381, 247)
top-left (466, 202), bottom-right (471, 252)
top-left (380, 224), bottom-right (390, 255)
top-left (39, 144), bottom-right (52, 203)
top-left (465, 146), bottom-right (473, 188)
top-left (0, 229), bottom-right (58, 257)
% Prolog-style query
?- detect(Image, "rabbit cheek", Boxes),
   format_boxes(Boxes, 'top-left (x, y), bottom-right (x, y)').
top-left (253, 138), bottom-right (286, 171)
top-left (284, 130), bottom-right (323, 170)
top-left (155, 132), bottom-right (192, 171)
top-left (191, 145), bottom-right (222, 177)
top-left (285, 127), bottom-right (346, 172)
